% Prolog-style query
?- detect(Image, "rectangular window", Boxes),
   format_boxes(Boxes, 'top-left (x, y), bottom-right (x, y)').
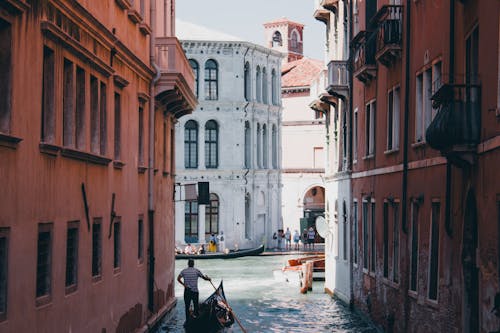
top-left (353, 201), bottom-right (358, 264)
top-left (185, 201), bottom-right (199, 243)
top-left (41, 46), bottom-right (55, 142)
top-left (383, 202), bottom-right (389, 278)
top-left (138, 218), bottom-right (144, 262)
top-left (365, 101), bottom-right (376, 156)
top-left (362, 201), bottom-right (369, 270)
top-left (423, 68), bottom-right (432, 134)
top-left (353, 109), bottom-right (358, 162)
top-left (99, 82), bottom-right (107, 155)
top-left (392, 202), bottom-right (400, 283)
top-left (36, 223), bottom-right (53, 300)
top-left (313, 147), bottom-right (324, 168)
top-left (75, 67), bottom-right (86, 150)
top-left (416, 64), bottom-right (438, 142)
top-left (114, 93), bottom-right (121, 160)
top-left (387, 87), bottom-right (400, 151)
top-left (90, 76), bottom-right (99, 153)
top-left (113, 220), bottom-right (121, 270)
top-left (343, 203), bottom-right (348, 261)
top-left (65, 222), bottom-right (79, 292)
top-left (138, 103), bottom-right (145, 166)
top-left (63, 59), bottom-right (75, 147)
top-left (428, 201), bottom-right (440, 301)
top-left (410, 202), bottom-right (419, 292)
top-left (92, 219), bottom-right (102, 278)
top-left (370, 201), bottom-right (376, 273)
top-left (0, 19), bottom-right (12, 134)
top-left (0, 228), bottom-right (9, 321)
top-left (415, 73), bottom-right (423, 142)
top-left (432, 62), bottom-right (442, 119)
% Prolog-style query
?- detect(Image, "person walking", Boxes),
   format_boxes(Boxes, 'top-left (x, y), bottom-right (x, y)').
top-left (177, 259), bottom-right (211, 320)
top-left (307, 226), bottom-right (316, 250)
top-left (293, 229), bottom-right (300, 251)
top-left (301, 229), bottom-right (308, 251)
top-left (284, 227), bottom-right (291, 251)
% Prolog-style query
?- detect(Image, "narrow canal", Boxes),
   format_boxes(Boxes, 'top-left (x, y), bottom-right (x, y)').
top-left (154, 254), bottom-right (377, 332)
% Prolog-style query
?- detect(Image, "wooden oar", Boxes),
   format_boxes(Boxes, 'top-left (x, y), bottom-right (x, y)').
top-left (209, 280), bottom-right (247, 333)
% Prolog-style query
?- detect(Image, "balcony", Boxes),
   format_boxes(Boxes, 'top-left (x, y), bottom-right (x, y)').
top-left (321, 0), bottom-right (339, 11)
top-left (352, 31), bottom-right (377, 84)
top-left (426, 79), bottom-right (481, 166)
top-left (155, 37), bottom-right (198, 118)
top-left (326, 60), bottom-right (349, 100)
top-left (314, 0), bottom-right (330, 23)
top-left (374, 5), bottom-right (403, 67)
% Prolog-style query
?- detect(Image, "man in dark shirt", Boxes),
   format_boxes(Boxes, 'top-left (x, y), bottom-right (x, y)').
top-left (177, 259), bottom-right (211, 320)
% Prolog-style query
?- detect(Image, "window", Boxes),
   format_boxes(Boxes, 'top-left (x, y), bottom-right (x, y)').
top-left (365, 100), bottom-right (376, 156)
top-left (392, 202), bottom-right (400, 283)
top-left (36, 223), bottom-right (53, 300)
top-left (65, 222), bottom-right (79, 292)
top-left (370, 201), bottom-right (376, 273)
top-left (205, 194), bottom-right (219, 238)
top-left (184, 120), bottom-right (198, 168)
top-left (387, 87), bottom-right (400, 151)
top-left (114, 93), bottom-right (121, 160)
top-left (272, 31), bottom-right (282, 47)
top-left (41, 46), bottom-right (55, 143)
top-left (428, 201), bottom-right (440, 301)
top-left (343, 201), bottom-right (348, 261)
top-left (290, 30), bottom-right (298, 49)
top-left (353, 108), bottom-right (358, 162)
top-left (353, 201), bottom-right (358, 265)
top-left (342, 106), bottom-right (348, 169)
top-left (262, 67), bottom-right (268, 104)
top-left (313, 147), bottom-right (324, 168)
top-left (256, 124), bottom-right (261, 168)
top-left (0, 19), bottom-right (12, 134)
top-left (138, 218), bottom-right (144, 262)
top-left (245, 194), bottom-right (251, 239)
top-left (63, 59), bottom-right (75, 147)
top-left (245, 121), bottom-right (251, 168)
top-left (256, 66), bottom-right (262, 103)
top-left (205, 120), bottom-right (218, 168)
top-left (92, 219), bottom-right (102, 278)
top-left (271, 69), bottom-right (278, 105)
top-left (75, 67), bottom-right (86, 150)
top-left (99, 82), bottom-right (107, 155)
top-left (0, 228), bottom-right (9, 321)
top-left (90, 76), bottom-right (99, 153)
top-left (383, 202), bottom-right (389, 278)
top-left (189, 59), bottom-right (199, 98)
top-left (113, 220), bottom-right (121, 270)
top-left (244, 62), bottom-right (251, 101)
top-left (263, 124), bottom-right (268, 168)
top-left (362, 201), bottom-right (369, 270)
top-left (415, 66), bottom-right (436, 142)
top-left (185, 200), bottom-right (198, 243)
top-left (204, 59), bottom-right (218, 100)
top-left (410, 202), bottom-right (419, 292)
top-left (272, 125), bottom-right (277, 168)
top-left (138, 102), bottom-right (145, 166)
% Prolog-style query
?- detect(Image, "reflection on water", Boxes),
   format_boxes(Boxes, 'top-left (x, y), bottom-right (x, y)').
top-left (154, 255), bottom-right (376, 333)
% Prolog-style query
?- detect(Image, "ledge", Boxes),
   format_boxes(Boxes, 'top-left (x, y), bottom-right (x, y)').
top-left (113, 160), bottom-right (125, 169)
top-left (384, 148), bottom-right (399, 155)
top-left (113, 74), bottom-right (129, 89)
top-left (0, 133), bottom-right (22, 149)
top-left (138, 166), bottom-right (147, 174)
top-left (138, 92), bottom-right (150, 102)
top-left (362, 154), bottom-right (375, 160)
top-left (115, 0), bottom-right (131, 10)
top-left (2, 0), bottom-right (30, 14)
top-left (61, 148), bottom-right (112, 165)
top-left (127, 9), bottom-right (142, 24)
top-left (411, 141), bottom-right (427, 149)
top-left (139, 23), bottom-right (152, 36)
top-left (39, 142), bottom-right (61, 156)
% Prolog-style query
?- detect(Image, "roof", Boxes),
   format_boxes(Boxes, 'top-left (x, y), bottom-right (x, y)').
top-left (281, 57), bottom-right (324, 88)
top-left (263, 17), bottom-right (304, 28)
top-left (176, 18), bottom-right (243, 42)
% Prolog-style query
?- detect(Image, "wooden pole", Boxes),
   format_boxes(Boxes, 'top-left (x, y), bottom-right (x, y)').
top-left (209, 280), bottom-right (247, 333)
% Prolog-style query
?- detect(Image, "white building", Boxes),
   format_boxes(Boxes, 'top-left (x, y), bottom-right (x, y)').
top-left (174, 20), bottom-right (284, 250)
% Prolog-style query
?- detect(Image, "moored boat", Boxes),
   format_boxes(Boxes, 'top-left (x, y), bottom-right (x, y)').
top-left (176, 244), bottom-right (264, 260)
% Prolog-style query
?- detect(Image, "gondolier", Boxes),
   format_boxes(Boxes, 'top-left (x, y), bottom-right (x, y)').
top-left (177, 259), bottom-right (212, 320)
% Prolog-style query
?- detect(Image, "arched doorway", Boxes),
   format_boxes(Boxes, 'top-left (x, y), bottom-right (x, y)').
top-left (301, 186), bottom-right (325, 242)
top-left (462, 189), bottom-right (479, 333)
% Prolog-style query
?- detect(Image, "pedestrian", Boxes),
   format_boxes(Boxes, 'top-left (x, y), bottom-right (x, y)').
top-left (218, 230), bottom-right (226, 252)
top-left (293, 229), bottom-right (300, 251)
top-left (277, 229), bottom-right (284, 250)
top-left (184, 243), bottom-right (194, 254)
top-left (301, 229), bottom-right (308, 251)
top-left (209, 233), bottom-right (217, 252)
top-left (285, 227), bottom-right (291, 250)
top-left (308, 226), bottom-right (316, 250)
top-left (177, 259), bottom-right (211, 321)
top-left (272, 231), bottom-right (278, 250)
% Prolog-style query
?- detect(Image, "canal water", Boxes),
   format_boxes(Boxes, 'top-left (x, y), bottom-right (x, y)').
top-left (154, 254), bottom-right (377, 333)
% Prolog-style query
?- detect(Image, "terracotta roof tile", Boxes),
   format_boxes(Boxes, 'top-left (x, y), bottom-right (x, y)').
top-left (281, 58), bottom-right (324, 88)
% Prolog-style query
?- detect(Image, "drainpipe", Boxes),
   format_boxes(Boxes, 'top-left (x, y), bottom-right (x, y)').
top-left (147, 0), bottom-right (161, 313)
top-left (402, 0), bottom-right (411, 330)
top-left (348, 0), bottom-right (355, 307)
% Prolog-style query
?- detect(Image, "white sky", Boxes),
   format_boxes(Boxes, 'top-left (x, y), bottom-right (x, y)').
top-left (176, 0), bottom-right (326, 61)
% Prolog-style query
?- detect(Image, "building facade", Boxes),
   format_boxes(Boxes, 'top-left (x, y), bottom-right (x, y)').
top-left (314, 0), bottom-right (500, 332)
top-left (174, 20), bottom-right (283, 250)
top-left (0, 0), bottom-right (196, 331)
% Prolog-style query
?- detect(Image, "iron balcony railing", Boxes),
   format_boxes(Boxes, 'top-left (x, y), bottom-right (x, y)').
top-left (352, 31), bottom-right (377, 83)
top-left (374, 5), bottom-right (403, 66)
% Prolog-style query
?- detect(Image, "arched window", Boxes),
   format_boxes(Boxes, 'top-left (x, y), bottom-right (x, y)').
top-left (204, 59), bottom-right (218, 100)
top-left (262, 67), bottom-right (268, 104)
top-left (189, 59), bottom-right (199, 98)
top-left (184, 200), bottom-right (198, 243)
top-left (262, 124), bottom-right (268, 168)
top-left (244, 62), bottom-right (251, 101)
top-left (291, 30), bottom-right (298, 49)
top-left (271, 69), bottom-right (278, 105)
top-left (205, 120), bottom-right (218, 168)
top-left (205, 193), bottom-right (219, 238)
top-left (343, 200), bottom-right (348, 260)
top-left (184, 120), bottom-right (198, 168)
top-left (256, 66), bottom-right (261, 103)
top-left (272, 31), bottom-right (282, 47)
top-left (244, 121), bottom-right (251, 168)
top-left (272, 124), bottom-right (277, 168)
top-left (256, 123), bottom-right (261, 168)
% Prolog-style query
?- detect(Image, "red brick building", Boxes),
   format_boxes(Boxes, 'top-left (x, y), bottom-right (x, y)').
top-left (344, 0), bottom-right (500, 332)
top-left (0, 0), bottom-right (196, 331)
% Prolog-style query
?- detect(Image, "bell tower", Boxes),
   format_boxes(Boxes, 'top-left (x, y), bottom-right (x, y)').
top-left (264, 18), bottom-right (304, 64)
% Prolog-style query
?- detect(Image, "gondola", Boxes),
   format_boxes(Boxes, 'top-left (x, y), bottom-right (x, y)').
top-left (184, 281), bottom-right (235, 333)
top-left (176, 244), bottom-right (264, 260)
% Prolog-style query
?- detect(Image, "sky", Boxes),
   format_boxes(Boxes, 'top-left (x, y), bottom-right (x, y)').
top-left (176, 0), bottom-right (326, 61)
